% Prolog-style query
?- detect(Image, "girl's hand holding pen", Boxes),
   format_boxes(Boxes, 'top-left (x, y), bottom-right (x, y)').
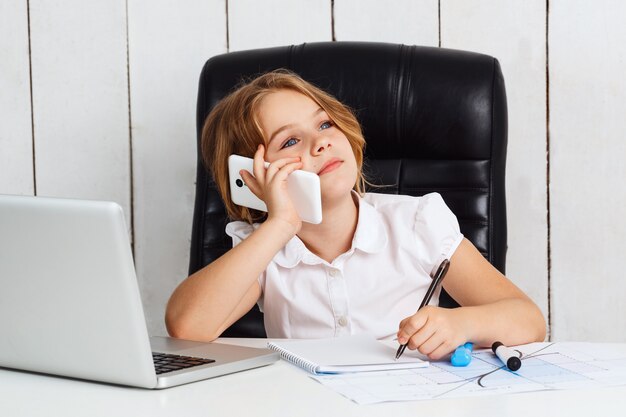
top-left (396, 306), bottom-right (469, 360)
top-left (239, 145), bottom-right (303, 234)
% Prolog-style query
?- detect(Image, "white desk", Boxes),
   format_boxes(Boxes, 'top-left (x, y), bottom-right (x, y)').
top-left (2, 338), bottom-right (626, 417)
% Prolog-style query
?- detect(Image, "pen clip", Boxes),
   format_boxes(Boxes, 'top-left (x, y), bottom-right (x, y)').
top-left (418, 259), bottom-right (450, 310)
top-left (432, 258), bottom-right (450, 280)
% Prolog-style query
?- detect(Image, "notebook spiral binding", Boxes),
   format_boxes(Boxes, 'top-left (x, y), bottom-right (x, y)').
top-left (267, 343), bottom-right (319, 374)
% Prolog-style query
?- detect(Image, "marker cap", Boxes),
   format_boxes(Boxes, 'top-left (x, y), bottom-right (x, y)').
top-left (492, 341), bottom-right (522, 371)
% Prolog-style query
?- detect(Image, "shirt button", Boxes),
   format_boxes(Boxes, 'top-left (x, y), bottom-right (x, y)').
top-left (329, 269), bottom-right (337, 278)
top-left (338, 316), bottom-right (348, 327)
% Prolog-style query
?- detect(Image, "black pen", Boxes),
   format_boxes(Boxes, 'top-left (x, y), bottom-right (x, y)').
top-left (395, 259), bottom-right (451, 360)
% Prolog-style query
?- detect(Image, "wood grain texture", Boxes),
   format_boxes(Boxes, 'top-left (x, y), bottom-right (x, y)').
top-left (228, 0), bottom-right (331, 51)
top-left (0, 1), bottom-right (34, 195)
top-left (549, 0), bottom-right (626, 341)
top-left (128, 0), bottom-right (227, 336)
top-left (334, 0), bottom-right (438, 46)
top-left (29, 0), bottom-right (131, 216)
top-left (441, 0), bottom-right (549, 324)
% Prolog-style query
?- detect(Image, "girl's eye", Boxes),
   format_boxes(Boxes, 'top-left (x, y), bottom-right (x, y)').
top-left (281, 138), bottom-right (299, 149)
top-left (319, 121), bottom-right (333, 130)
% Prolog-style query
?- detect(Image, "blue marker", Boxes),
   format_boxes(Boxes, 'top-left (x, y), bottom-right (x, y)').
top-left (451, 342), bottom-right (474, 366)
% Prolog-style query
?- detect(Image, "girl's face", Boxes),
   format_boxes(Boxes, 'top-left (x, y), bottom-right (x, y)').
top-left (257, 89), bottom-right (359, 199)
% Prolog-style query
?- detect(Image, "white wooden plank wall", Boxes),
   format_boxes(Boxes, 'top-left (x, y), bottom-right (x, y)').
top-left (550, 1), bottom-right (626, 342)
top-left (441, 0), bottom-right (549, 329)
top-left (0, 1), bottom-right (34, 195)
top-left (127, 0), bottom-right (227, 335)
top-left (228, 0), bottom-right (332, 51)
top-left (2, 0), bottom-right (625, 340)
top-left (334, 0), bottom-right (439, 46)
top-left (29, 0), bottom-right (131, 218)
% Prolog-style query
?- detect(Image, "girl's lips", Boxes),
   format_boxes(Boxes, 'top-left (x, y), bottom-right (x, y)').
top-left (317, 158), bottom-right (343, 176)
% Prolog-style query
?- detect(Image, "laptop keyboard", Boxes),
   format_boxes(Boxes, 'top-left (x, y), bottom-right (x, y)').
top-left (152, 352), bottom-right (216, 375)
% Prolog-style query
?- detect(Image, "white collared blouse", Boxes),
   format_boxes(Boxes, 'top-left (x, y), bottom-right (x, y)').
top-left (225, 192), bottom-right (463, 340)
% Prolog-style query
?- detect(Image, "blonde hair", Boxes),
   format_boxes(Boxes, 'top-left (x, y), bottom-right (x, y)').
top-left (201, 69), bottom-right (367, 223)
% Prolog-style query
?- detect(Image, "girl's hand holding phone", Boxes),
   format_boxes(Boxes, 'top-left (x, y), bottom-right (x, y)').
top-left (239, 145), bottom-right (304, 234)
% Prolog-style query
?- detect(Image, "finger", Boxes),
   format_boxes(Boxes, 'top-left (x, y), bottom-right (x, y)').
top-left (412, 330), bottom-right (443, 355)
top-left (397, 312), bottom-right (428, 345)
top-left (268, 161), bottom-right (303, 184)
top-left (252, 145), bottom-right (266, 183)
top-left (398, 317), bottom-right (408, 331)
top-left (416, 336), bottom-right (448, 359)
top-left (428, 340), bottom-right (457, 361)
top-left (406, 320), bottom-right (437, 351)
top-left (265, 157), bottom-right (302, 182)
top-left (240, 170), bottom-right (263, 200)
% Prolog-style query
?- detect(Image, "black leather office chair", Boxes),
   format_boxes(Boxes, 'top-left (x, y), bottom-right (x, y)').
top-left (189, 42), bottom-right (508, 338)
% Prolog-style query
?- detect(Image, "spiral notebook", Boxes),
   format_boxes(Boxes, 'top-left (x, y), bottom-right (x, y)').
top-left (267, 334), bottom-right (428, 375)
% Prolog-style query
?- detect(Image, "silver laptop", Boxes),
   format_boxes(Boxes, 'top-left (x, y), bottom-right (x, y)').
top-left (0, 194), bottom-right (278, 389)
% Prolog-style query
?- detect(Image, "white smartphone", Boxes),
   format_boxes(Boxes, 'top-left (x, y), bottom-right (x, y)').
top-left (227, 154), bottom-right (323, 224)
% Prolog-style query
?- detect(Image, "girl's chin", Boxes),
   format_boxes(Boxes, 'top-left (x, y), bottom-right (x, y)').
top-left (319, 171), bottom-right (358, 197)
top-left (320, 185), bottom-right (356, 204)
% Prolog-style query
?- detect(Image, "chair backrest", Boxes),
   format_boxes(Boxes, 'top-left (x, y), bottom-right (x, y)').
top-left (190, 42), bottom-right (508, 337)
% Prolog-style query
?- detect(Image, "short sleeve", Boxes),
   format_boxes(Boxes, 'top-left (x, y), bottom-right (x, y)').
top-left (225, 221), bottom-right (256, 247)
top-left (414, 193), bottom-right (464, 276)
top-left (224, 221), bottom-right (266, 311)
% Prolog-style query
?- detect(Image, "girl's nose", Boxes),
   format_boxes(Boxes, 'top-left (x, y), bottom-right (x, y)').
top-left (312, 136), bottom-right (331, 155)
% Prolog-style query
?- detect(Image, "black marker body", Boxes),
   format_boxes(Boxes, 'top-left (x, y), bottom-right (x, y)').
top-left (492, 341), bottom-right (522, 371)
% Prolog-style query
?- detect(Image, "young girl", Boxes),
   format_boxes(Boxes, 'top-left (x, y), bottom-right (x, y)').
top-left (166, 70), bottom-right (546, 360)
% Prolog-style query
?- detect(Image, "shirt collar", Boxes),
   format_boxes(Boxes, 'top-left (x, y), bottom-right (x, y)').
top-left (352, 194), bottom-right (388, 254)
top-left (273, 193), bottom-right (388, 268)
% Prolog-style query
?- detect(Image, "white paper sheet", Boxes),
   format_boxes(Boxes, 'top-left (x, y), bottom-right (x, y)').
top-left (309, 342), bottom-right (626, 404)
top-left (268, 334), bottom-right (427, 374)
